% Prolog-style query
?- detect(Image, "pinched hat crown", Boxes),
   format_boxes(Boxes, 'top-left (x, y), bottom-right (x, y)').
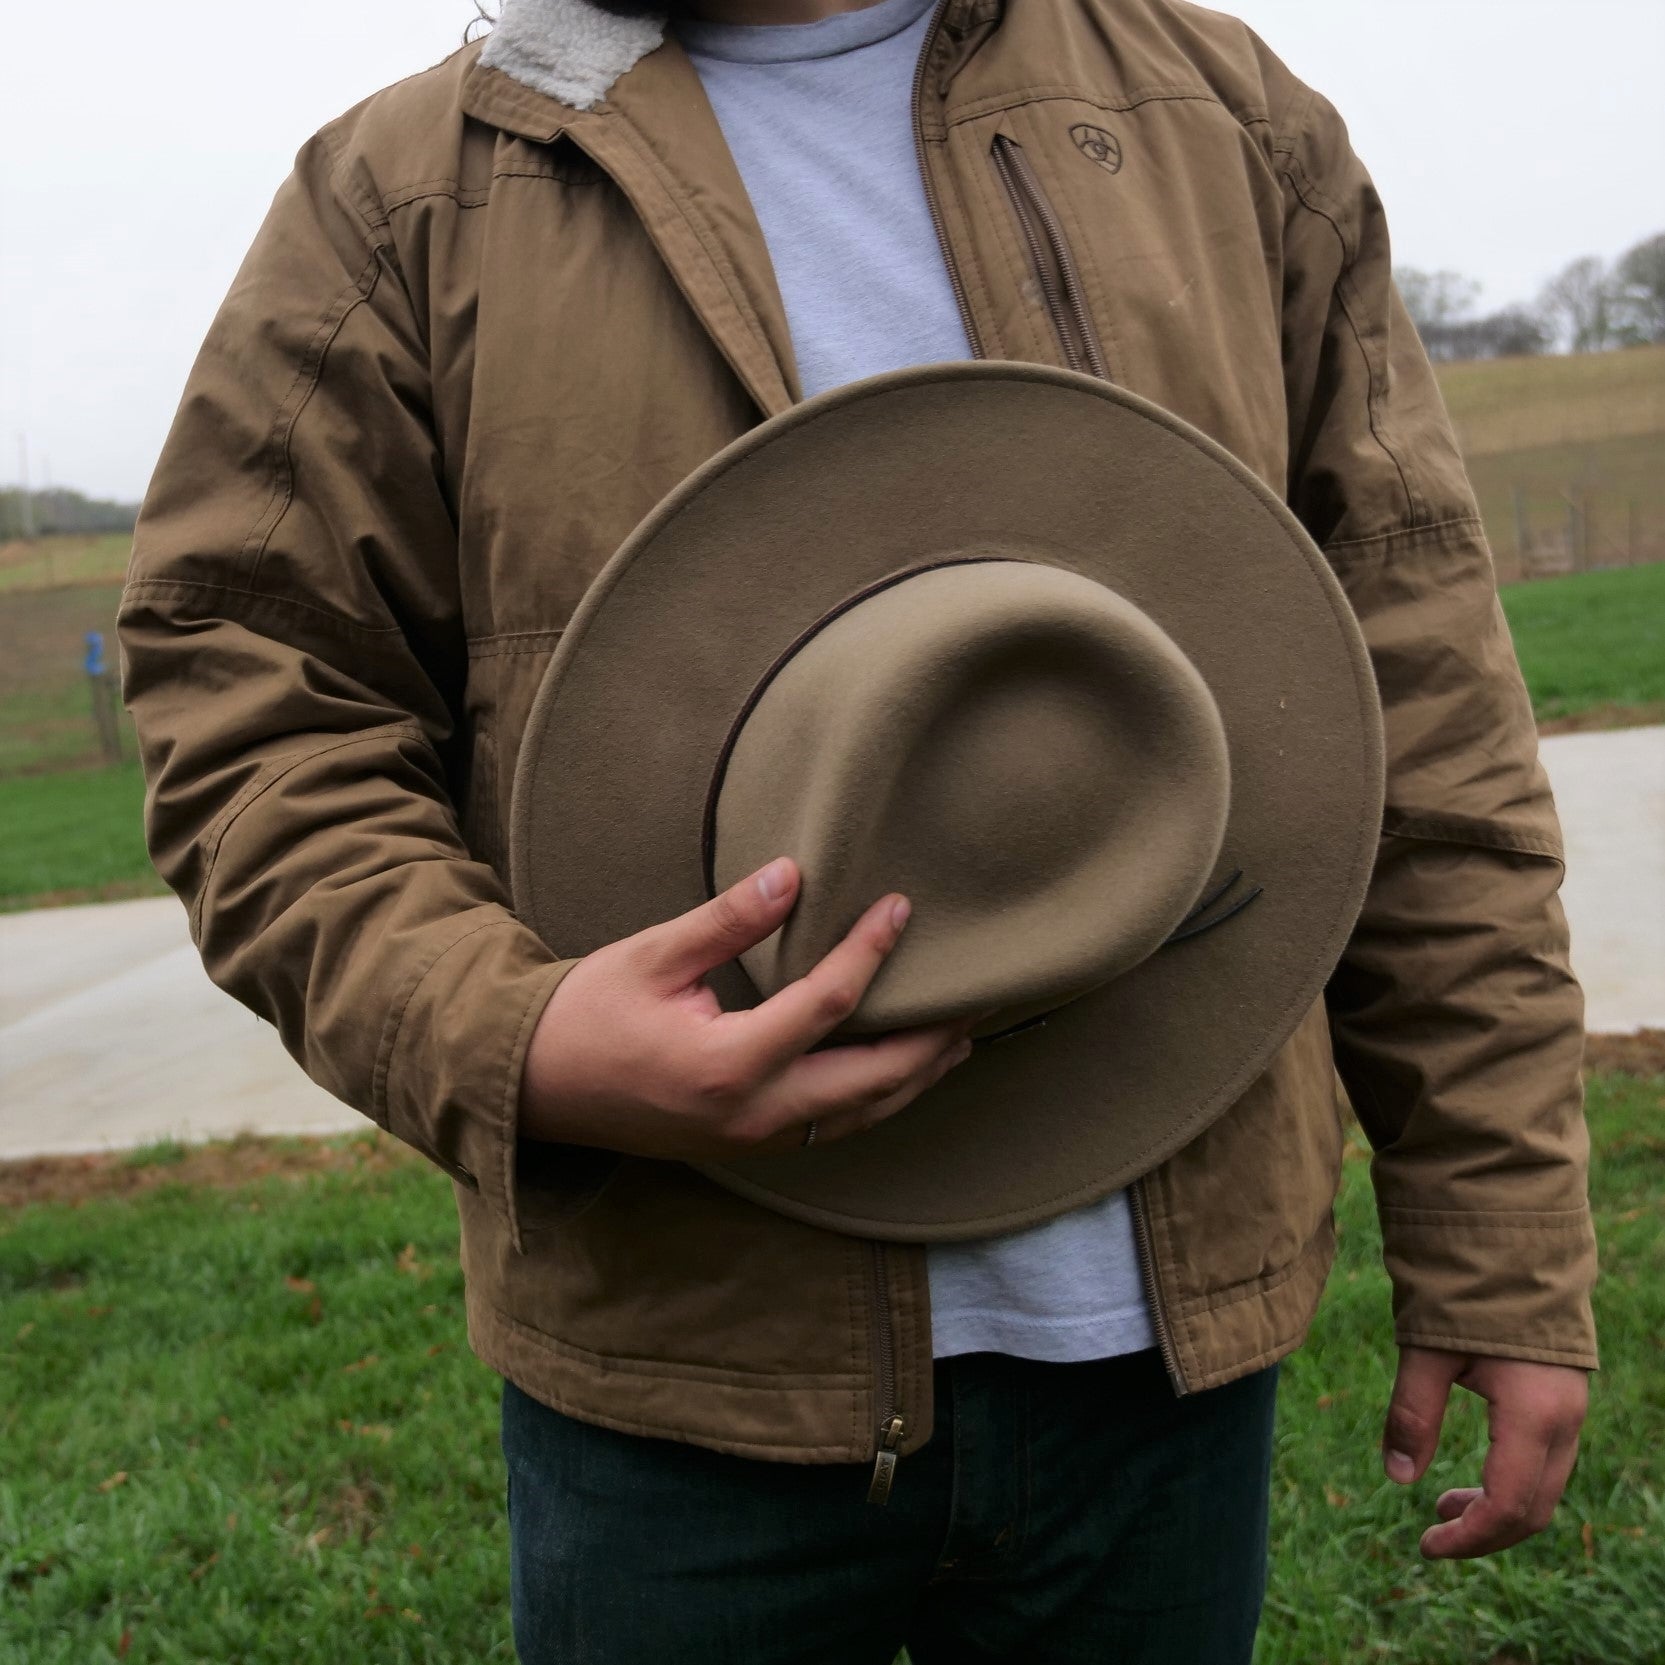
top-left (710, 557), bottom-right (1231, 1034)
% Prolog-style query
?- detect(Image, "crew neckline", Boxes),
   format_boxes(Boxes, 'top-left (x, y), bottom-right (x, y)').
top-left (674, 0), bottom-right (938, 65)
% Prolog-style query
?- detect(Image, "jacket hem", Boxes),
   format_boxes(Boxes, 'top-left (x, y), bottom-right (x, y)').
top-left (466, 1290), bottom-right (874, 1463)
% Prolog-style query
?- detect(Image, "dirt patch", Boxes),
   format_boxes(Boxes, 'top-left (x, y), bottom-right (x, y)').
top-left (1539, 702), bottom-right (1665, 735)
top-left (1584, 1029), bottom-right (1665, 1080)
top-left (0, 1131), bottom-right (427, 1210)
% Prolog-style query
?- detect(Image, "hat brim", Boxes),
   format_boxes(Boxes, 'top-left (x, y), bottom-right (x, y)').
top-left (508, 362), bottom-right (1384, 1242)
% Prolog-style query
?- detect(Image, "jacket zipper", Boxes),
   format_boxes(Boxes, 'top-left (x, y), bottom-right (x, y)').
top-left (855, 0), bottom-right (966, 1512)
top-left (989, 132), bottom-right (1111, 381)
top-left (912, 0), bottom-right (984, 357)
top-left (1129, 1174), bottom-right (1188, 1396)
top-left (865, 1241), bottom-right (905, 1503)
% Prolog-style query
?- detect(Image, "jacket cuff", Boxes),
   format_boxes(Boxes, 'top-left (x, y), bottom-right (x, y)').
top-left (379, 912), bottom-right (584, 1254)
top-left (1378, 1204), bottom-right (1599, 1370)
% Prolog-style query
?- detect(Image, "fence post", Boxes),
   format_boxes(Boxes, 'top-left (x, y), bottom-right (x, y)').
top-left (84, 631), bottom-right (122, 764)
top-left (1511, 484), bottom-right (1531, 575)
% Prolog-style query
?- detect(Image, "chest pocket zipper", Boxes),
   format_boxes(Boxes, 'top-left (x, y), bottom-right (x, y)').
top-left (990, 132), bottom-right (1112, 381)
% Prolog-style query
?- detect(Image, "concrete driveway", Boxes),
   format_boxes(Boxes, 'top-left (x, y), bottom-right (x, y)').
top-left (2, 727), bottom-right (1660, 1161)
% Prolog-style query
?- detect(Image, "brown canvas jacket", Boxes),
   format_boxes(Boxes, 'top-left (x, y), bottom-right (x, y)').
top-left (118, 0), bottom-right (1598, 1494)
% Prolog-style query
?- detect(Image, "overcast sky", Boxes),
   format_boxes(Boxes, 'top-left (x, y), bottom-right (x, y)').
top-left (2, 0), bottom-right (1660, 501)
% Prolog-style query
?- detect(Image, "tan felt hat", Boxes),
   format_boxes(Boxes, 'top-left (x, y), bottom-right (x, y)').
top-left (509, 362), bottom-right (1385, 1241)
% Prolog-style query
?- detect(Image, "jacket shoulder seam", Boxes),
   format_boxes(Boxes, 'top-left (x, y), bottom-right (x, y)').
top-left (946, 82), bottom-right (1268, 131)
top-left (236, 248), bottom-right (385, 587)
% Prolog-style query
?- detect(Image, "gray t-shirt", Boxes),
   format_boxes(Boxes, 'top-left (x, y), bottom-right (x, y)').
top-left (677, 0), bottom-right (1156, 1363)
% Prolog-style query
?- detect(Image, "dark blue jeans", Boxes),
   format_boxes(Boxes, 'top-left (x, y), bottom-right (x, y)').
top-left (502, 1346), bottom-right (1279, 1664)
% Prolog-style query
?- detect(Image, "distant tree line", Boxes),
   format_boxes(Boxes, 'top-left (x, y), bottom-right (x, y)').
top-left (0, 486), bottom-right (139, 542)
top-left (1399, 231), bottom-right (1665, 361)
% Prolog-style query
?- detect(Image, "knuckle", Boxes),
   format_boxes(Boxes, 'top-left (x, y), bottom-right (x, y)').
top-left (865, 1066), bottom-right (912, 1103)
top-left (1388, 1403), bottom-right (1435, 1446)
top-left (708, 892), bottom-right (749, 941)
top-left (692, 1056), bottom-right (753, 1107)
top-left (818, 983), bottom-right (859, 1025)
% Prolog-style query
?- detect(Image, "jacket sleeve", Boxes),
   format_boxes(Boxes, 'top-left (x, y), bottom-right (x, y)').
top-left (1276, 87), bottom-right (1598, 1368)
top-left (116, 122), bottom-right (581, 1252)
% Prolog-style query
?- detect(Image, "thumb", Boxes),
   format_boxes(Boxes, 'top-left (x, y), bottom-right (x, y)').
top-left (1383, 1346), bottom-right (1462, 1484)
top-left (636, 857), bottom-right (800, 989)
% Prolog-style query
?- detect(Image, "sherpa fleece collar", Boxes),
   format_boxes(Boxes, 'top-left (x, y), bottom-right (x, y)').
top-left (480, 0), bottom-right (669, 111)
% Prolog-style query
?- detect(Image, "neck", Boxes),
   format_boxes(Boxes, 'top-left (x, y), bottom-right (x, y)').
top-left (685, 0), bottom-right (891, 23)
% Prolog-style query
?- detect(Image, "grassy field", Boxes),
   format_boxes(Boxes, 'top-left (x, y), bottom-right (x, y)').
top-left (1434, 345), bottom-right (1665, 577)
top-left (0, 534), bottom-right (132, 595)
top-left (1, 1071), bottom-right (1659, 1664)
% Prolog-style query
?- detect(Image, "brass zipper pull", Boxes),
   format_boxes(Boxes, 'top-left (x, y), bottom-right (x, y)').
top-left (866, 1415), bottom-right (906, 1506)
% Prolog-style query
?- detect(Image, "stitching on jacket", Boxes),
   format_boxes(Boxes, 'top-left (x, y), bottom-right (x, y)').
top-left (935, 126), bottom-right (1004, 356)
top-left (945, 84), bottom-right (1270, 129)
top-left (964, 123), bottom-right (1048, 362)
top-left (477, 1325), bottom-right (869, 1456)
top-left (380, 165), bottom-right (601, 215)
top-left (1277, 135), bottom-right (1420, 526)
top-left (1382, 815), bottom-right (1563, 862)
top-left (1393, 1332), bottom-right (1597, 1367)
top-left (490, 1302), bottom-right (871, 1392)
top-left (1178, 1226), bottom-right (1336, 1387)
top-left (120, 577), bottom-right (409, 644)
top-left (467, 629), bottom-right (566, 657)
top-left (374, 911), bottom-right (520, 1132)
top-left (1379, 1205), bottom-right (1592, 1231)
top-left (1169, 1216), bottom-right (1334, 1319)
top-left (606, 119), bottom-right (788, 408)
top-left (191, 725), bottom-right (428, 942)
top-left (240, 250), bottom-right (384, 590)
top-left (1155, 1168), bottom-right (1205, 1384)
top-left (843, 1242), bottom-right (860, 1450)
top-left (500, 958), bottom-right (577, 1254)
top-left (1323, 514), bottom-right (1484, 555)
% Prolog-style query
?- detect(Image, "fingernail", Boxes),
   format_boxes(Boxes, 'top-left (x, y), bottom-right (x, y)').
top-left (1385, 1449), bottom-right (1416, 1483)
top-left (757, 859), bottom-right (793, 901)
top-left (890, 897), bottom-right (911, 931)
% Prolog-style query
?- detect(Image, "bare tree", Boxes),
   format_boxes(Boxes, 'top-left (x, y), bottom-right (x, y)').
top-left (1395, 267), bottom-right (1482, 334)
top-left (1537, 255), bottom-right (1619, 353)
top-left (1613, 232), bottom-right (1665, 344)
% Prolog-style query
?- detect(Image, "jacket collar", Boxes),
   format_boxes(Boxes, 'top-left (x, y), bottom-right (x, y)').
top-left (459, 0), bottom-right (1004, 416)
top-left (479, 0), bottom-right (666, 116)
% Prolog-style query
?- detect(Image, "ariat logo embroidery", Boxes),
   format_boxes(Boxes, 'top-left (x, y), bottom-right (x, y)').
top-left (1069, 123), bottom-right (1124, 174)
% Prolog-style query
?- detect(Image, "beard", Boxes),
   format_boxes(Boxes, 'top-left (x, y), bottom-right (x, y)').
top-left (588, 0), bottom-right (684, 15)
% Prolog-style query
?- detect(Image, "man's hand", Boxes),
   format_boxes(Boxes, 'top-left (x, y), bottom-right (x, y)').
top-left (1382, 1346), bottom-right (1589, 1559)
top-left (517, 855), bottom-right (977, 1161)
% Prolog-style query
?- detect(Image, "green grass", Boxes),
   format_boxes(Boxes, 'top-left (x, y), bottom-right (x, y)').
top-left (1499, 562), bottom-right (1665, 722)
top-left (1, 1076), bottom-right (1659, 1663)
top-left (0, 760), bottom-right (168, 911)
